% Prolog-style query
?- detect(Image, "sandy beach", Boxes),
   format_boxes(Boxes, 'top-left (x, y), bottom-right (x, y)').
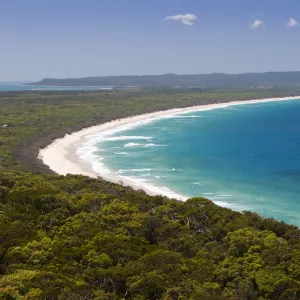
top-left (39, 95), bottom-right (300, 199)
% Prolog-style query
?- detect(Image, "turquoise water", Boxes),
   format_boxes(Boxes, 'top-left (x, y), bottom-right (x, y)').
top-left (0, 82), bottom-right (112, 91)
top-left (82, 100), bottom-right (300, 226)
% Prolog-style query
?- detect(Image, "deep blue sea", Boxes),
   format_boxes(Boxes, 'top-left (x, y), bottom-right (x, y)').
top-left (80, 99), bottom-right (300, 226)
top-left (0, 82), bottom-right (112, 91)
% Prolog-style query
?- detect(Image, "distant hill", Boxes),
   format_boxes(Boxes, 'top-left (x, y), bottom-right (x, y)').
top-left (30, 72), bottom-right (300, 88)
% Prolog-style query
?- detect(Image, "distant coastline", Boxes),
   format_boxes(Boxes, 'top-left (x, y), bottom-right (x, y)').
top-left (30, 71), bottom-right (300, 88)
top-left (39, 95), bottom-right (300, 200)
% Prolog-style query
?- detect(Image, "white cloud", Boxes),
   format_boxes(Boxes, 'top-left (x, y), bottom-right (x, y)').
top-left (250, 19), bottom-right (263, 29)
top-left (287, 18), bottom-right (298, 27)
top-left (165, 14), bottom-right (198, 25)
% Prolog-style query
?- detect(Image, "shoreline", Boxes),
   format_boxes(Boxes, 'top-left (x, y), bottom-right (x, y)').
top-left (39, 95), bottom-right (300, 200)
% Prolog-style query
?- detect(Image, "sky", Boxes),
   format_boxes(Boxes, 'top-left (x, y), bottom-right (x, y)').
top-left (1, 0), bottom-right (300, 81)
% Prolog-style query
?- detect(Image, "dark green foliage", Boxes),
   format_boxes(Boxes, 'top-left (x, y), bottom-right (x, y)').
top-left (1, 173), bottom-right (300, 299)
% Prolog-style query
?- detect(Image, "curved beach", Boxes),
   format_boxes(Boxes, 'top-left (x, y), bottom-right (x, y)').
top-left (39, 95), bottom-right (300, 200)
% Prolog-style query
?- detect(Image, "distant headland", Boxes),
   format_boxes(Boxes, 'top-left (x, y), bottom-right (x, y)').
top-left (30, 71), bottom-right (300, 88)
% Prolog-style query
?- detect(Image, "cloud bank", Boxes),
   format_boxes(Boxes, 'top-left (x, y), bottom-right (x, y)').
top-left (165, 14), bottom-right (198, 25)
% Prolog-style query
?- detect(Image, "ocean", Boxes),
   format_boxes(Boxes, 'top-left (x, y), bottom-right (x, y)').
top-left (78, 99), bottom-right (300, 227)
top-left (0, 82), bottom-right (112, 91)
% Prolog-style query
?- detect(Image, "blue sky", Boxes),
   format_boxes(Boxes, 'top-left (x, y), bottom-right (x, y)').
top-left (1, 0), bottom-right (300, 80)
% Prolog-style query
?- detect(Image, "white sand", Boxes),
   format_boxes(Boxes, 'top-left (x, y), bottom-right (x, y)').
top-left (39, 95), bottom-right (300, 199)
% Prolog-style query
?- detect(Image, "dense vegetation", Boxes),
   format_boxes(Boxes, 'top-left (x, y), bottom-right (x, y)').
top-left (33, 71), bottom-right (300, 88)
top-left (1, 89), bottom-right (300, 299)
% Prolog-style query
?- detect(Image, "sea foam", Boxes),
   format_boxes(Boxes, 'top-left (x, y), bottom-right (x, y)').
top-left (124, 143), bottom-right (141, 148)
top-left (105, 135), bottom-right (152, 141)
